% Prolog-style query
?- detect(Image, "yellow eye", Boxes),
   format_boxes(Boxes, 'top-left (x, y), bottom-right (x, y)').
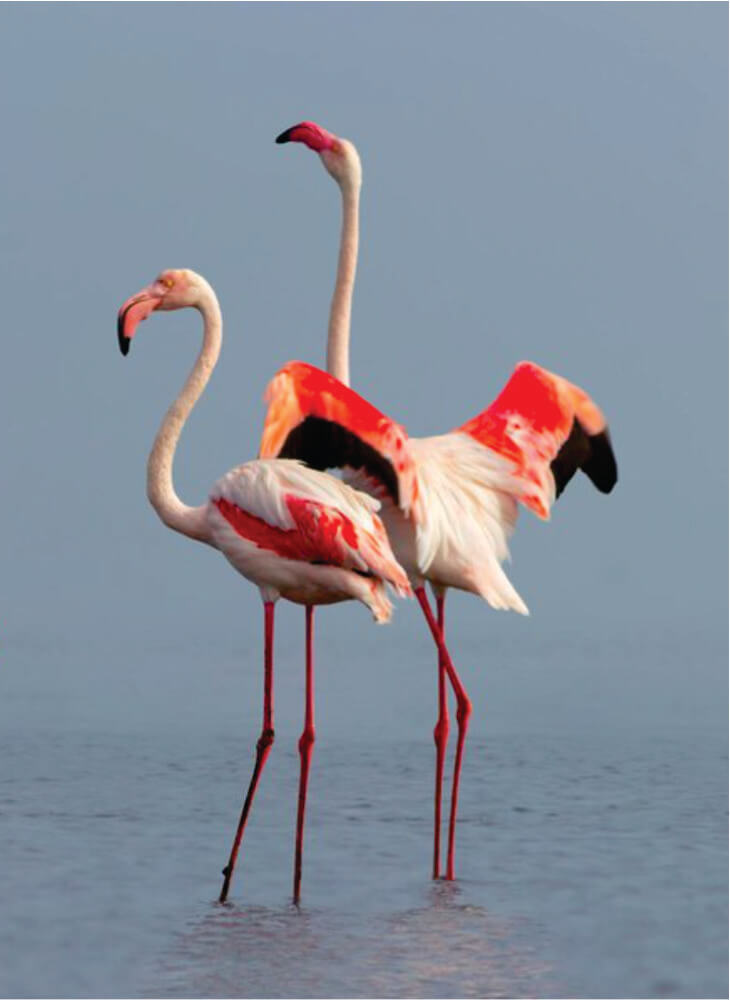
top-left (162, 277), bottom-right (174, 289)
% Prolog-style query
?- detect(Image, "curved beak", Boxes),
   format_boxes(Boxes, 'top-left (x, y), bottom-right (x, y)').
top-left (117, 288), bottom-right (163, 356)
top-left (275, 125), bottom-right (296, 145)
top-left (274, 121), bottom-right (336, 153)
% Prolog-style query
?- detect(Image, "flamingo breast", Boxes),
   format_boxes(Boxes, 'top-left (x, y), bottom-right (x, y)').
top-left (379, 435), bottom-right (529, 614)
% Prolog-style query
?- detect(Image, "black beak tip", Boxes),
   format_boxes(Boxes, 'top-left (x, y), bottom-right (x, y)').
top-left (275, 127), bottom-right (293, 145)
top-left (117, 310), bottom-right (131, 356)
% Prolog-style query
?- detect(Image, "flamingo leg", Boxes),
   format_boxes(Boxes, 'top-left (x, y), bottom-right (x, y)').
top-left (415, 587), bottom-right (472, 881)
top-left (432, 592), bottom-right (449, 879)
top-left (219, 601), bottom-right (275, 903)
top-left (293, 605), bottom-right (316, 904)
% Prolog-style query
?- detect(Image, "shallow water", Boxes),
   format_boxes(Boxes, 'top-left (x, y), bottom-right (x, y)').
top-left (1, 626), bottom-right (726, 998)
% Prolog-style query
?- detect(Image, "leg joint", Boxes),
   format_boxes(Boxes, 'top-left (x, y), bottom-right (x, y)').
top-left (457, 697), bottom-right (473, 726)
top-left (298, 727), bottom-right (316, 754)
top-left (257, 727), bottom-right (275, 752)
top-left (433, 717), bottom-right (450, 746)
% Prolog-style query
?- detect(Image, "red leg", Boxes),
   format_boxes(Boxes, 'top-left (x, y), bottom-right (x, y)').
top-left (432, 592), bottom-right (449, 879)
top-left (293, 605), bottom-right (316, 904)
top-left (219, 601), bottom-right (275, 903)
top-left (415, 587), bottom-right (472, 881)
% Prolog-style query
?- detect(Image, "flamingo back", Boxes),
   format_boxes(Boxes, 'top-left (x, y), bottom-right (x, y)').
top-left (210, 459), bottom-right (411, 597)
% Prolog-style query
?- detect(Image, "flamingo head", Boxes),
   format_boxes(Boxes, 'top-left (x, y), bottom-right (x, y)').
top-left (276, 120), bottom-right (361, 188)
top-left (117, 269), bottom-right (201, 355)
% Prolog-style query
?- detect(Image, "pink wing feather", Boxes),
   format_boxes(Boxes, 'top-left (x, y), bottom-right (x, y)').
top-left (259, 362), bottom-right (421, 521)
top-left (213, 467), bottom-right (411, 596)
top-left (458, 361), bottom-right (617, 519)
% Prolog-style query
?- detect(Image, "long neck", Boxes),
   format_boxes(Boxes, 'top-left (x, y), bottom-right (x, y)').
top-left (327, 177), bottom-right (360, 387)
top-left (146, 286), bottom-right (222, 543)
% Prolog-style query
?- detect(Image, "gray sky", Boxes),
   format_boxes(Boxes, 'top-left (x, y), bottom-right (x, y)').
top-left (0, 5), bottom-right (726, 703)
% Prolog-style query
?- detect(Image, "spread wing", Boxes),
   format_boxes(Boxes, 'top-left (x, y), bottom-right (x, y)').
top-left (458, 361), bottom-right (618, 519)
top-left (259, 361), bottom-right (421, 520)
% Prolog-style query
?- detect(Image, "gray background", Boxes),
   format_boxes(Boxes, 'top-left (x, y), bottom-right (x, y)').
top-left (0, 5), bottom-right (726, 997)
top-left (0, 4), bottom-right (726, 655)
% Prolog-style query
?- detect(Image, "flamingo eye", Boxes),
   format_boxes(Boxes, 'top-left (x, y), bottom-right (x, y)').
top-left (162, 277), bottom-right (174, 289)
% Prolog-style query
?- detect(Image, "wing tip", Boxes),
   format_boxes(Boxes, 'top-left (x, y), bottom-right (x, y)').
top-left (585, 427), bottom-right (618, 494)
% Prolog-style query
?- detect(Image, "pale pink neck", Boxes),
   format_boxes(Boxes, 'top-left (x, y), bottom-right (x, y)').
top-left (146, 282), bottom-right (222, 543)
top-left (327, 177), bottom-right (360, 387)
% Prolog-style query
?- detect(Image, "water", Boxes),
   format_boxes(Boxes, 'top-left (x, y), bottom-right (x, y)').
top-left (0, 623), bottom-right (726, 998)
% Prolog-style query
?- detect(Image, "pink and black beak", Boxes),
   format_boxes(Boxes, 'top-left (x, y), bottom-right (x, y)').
top-left (117, 288), bottom-right (163, 356)
top-left (275, 125), bottom-right (296, 145)
top-left (275, 120), bottom-right (336, 153)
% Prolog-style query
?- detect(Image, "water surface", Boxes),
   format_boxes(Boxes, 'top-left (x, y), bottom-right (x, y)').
top-left (1, 627), bottom-right (726, 998)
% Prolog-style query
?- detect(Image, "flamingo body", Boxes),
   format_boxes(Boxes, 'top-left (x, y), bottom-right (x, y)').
top-left (208, 458), bottom-right (409, 619)
top-left (384, 433), bottom-right (524, 611)
top-left (274, 118), bottom-right (618, 881)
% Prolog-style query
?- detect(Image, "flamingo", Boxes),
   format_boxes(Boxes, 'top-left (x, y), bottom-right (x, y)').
top-left (267, 121), bottom-right (618, 880)
top-left (116, 267), bottom-right (415, 904)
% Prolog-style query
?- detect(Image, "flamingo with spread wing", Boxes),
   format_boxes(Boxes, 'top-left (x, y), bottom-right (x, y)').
top-left (268, 121), bottom-right (618, 880)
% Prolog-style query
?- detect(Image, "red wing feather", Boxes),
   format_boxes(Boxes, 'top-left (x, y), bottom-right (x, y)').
top-left (259, 362), bottom-right (421, 520)
top-left (214, 494), bottom-right (410, 594)
top-left (458, 361), bottom-right (616, 518)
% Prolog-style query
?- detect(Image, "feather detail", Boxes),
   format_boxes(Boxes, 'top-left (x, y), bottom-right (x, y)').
top-left (458, 361), bottom-right (617, 519)
top-left (259, 361), bottom-right (421, 521)
top-left (210, 459), bottom-right (410, 596)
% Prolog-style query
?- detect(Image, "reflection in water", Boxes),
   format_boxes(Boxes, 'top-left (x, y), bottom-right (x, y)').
top-left (370, 882), bottom-right (555, 998)
top-left (148, 883), bottom-right (554, 999)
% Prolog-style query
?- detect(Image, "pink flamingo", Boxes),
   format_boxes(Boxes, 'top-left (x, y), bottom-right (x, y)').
top-left (267, 121), bottom-right (618, 880)
top-left (117, 267), bottom-right (415, 904)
